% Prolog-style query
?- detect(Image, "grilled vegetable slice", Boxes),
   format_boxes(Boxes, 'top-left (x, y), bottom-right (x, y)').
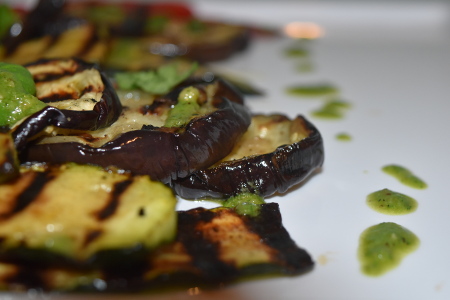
top-left (0, 130), bottom-right (19, 183)
top-left (0, 203), bottom-right (313, 292)
top-left (172, 114), bottom-right (324, 198)
top-left (0, 163), bottom-right (177, 266)
top-left (12, 58), bottom-right (122, 152)
top-left (18, 79), bottom-right (251, 183)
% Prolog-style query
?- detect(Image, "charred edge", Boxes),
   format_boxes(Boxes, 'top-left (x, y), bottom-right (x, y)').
top-left (95, 179), bottom-right (133, 221)
top-left (0, 172), bottom-right (54, 221)
top-left (4, 266), bottom-right (48, 292)
top-left (84, 229), bottom-right (103, 248)
top-left (176, 208), bottom-right (238, 283)
top-left (243, 203), bottom-right (314, 274)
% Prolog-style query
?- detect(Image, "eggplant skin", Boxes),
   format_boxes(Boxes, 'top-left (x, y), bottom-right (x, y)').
top-left (172, 115), bottom-right (324, 199)
top-left (20, 97), bottom-right (251, 183)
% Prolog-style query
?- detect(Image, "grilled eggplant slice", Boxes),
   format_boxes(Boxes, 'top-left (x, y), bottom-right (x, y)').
top-left (0, 163), bottom-right (177, 266)
top-left (19, 79), bottom-right (251, 183)
top-left (172, 114), bottom-right (324, 199)
top-left (0, 203), bottom-right (313, 292)
top-left (12, 58), bottom-right (122, 152)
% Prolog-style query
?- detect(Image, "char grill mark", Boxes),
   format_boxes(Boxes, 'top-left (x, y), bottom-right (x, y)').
top-left (26, 59), bottom-right (88, 83)
top-left (95, 179), bottom-right (134, 221)
top-left (84, 230), bottom-right (103, 248)
top-left (0, 172), bottom-right (53, 221)
top-left (244, 203), bottom-right (314, 274)
top-left (177, 208), bottom-right (237, 283)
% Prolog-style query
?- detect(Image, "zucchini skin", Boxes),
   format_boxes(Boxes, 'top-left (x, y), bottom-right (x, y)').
top-left (172, 115), bottom-right (324, 198)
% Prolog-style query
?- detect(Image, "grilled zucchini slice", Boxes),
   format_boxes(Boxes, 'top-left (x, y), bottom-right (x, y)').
top-left (0, 163), bottom-right (177, 264)
top-left (0, 203), bottom-right (313, 292)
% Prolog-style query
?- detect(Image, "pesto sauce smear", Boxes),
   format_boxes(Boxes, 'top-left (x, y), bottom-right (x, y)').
top-left (311, 100), bottom-right (351, 119)
top-left (366, 188), bottom-right (418, 215)
top-left (164, 86), bottom-right (201, 128)
top-left (223, 193), bottom-right (265, 217)
top-left (382, 164), bottom-right (427, 189)
top-left (358, 222), bottom-right (419, 276)
top-left (286, 83), bottom-right (338, 98)
top-left (336, 133), bottom-right (351, 141)
top-left (0, 63), bottom-right (46, 127)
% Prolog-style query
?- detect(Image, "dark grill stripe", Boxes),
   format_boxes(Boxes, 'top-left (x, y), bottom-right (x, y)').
top-left (0, 172), bottom-right (53, 220)
top-left (176, 208), bottom-right (237, 283)
top-left (243, 203), bottom-right (314, 274)
top-left (96, 180), bottom-right (133, 221)
top-left (39, 91), bottom-right (80, 103)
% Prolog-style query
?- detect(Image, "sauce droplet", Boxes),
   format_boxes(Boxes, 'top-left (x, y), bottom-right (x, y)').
top-left (366, 188), bottom-right (418, 215)
top-left (358, 222), bottom-right (420, 276)
top-left (311, 100), bottom-right (351, 119)
top-left (286, 83), bottom-right (338, 98)
top-left (382, 164), bottom-right (427, 189)
top-left (336, 133), bottom-right (351, 141)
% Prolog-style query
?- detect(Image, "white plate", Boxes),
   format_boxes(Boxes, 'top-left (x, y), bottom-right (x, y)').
top-left (4, 1), bottom-right (450, 299)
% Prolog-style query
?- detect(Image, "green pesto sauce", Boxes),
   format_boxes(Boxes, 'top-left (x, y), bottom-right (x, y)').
top-left (115, 61), bottom-right (198, 95)
top-left (311, 100), bottom-right (351, 119)
top-left (164, 86), bottom-right (200, 128)
top-left (285, 47), bottom-right (309, 58)
top-left (223, 193), bottom-right (266, 217)
top-left (358, 222), bottom-right (419, 277)
top-left (366, 188), bottom-right (418, 215)
top-left (382, 164), bottom-right (427, 189)
top-left (286, 83), bottom-right (338, 98)
top-left (336, 133), bottom-right (352, 141)
top-left (0, 64), bottom-right (46, 126)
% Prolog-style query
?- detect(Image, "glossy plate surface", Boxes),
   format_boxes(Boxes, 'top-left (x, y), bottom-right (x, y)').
top-left (3, 1), bottom-right (450, 299)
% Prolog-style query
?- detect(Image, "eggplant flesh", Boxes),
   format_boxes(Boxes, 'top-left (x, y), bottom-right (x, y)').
top-left (18, 80), bottom-right (251, 183)
top-left (0, 203), bottom-right (313, 292)
top-left (172, 114), bottom-right (324, 199)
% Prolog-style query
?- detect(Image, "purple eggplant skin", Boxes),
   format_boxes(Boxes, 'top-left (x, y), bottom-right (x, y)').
top-left (19, 96), bottom-right (251, 184)
top-left (12, 59), bottom-right (122, 152)
top-left (171, 115), bottom-right (324, 199)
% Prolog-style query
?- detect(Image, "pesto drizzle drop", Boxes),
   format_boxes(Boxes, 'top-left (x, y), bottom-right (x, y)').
top-left (286, 83), bottom-right (338, 98)
top-left (366, 188), bottom-right (418, 215)
top-left (336, 133), bottom-right (351, 141)
top-left (223, 193), bottom-right (265, 217)
top-left (311, 100), bottom-right (351, 119)
top-left (358, 222), bottom-right (419, 277)
top-left (382, 165), bottom-right (427, 189)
